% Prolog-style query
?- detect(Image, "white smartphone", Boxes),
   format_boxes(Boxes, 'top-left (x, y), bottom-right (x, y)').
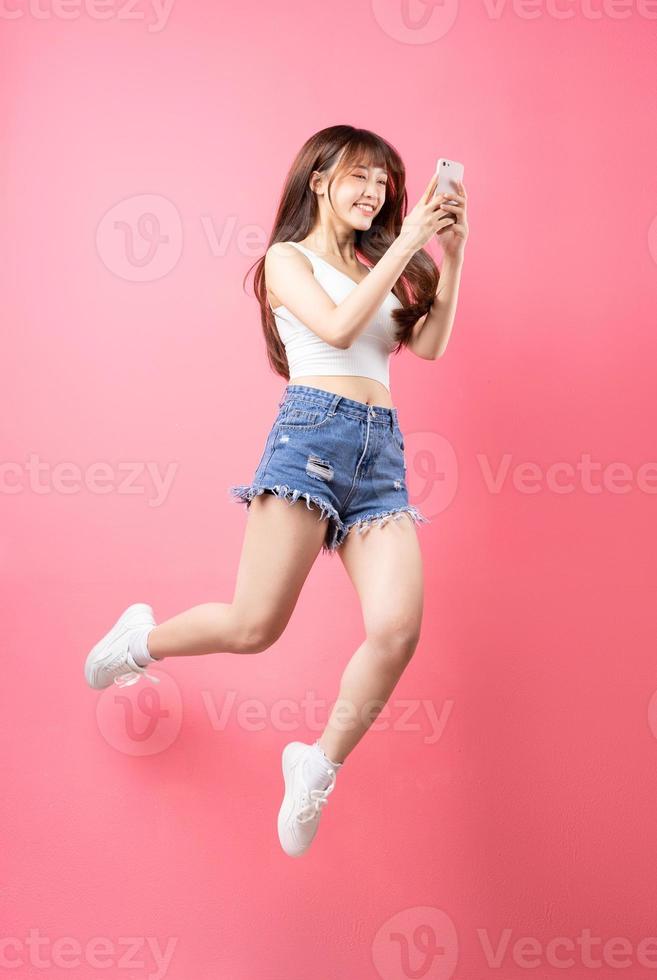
top-left (433, 158), bottom-right (464, 205)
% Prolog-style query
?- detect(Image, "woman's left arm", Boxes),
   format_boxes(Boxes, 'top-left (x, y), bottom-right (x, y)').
top-left (407, 180), bottom-right (468, 360)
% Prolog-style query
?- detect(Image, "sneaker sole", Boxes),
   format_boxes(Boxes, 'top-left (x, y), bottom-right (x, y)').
top-left (84, 602), bottom-right (155, 689)
top-left (277, 741), bottom-right (307, 858)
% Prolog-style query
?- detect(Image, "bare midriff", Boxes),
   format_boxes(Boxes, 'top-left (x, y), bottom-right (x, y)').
top-left (267, 277), bottom-right (394, 408)
top-left (287, 375), bottom-right (393, 410)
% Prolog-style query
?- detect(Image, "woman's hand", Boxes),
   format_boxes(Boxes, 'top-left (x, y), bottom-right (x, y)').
top-left (436, 179), bottom-right (468, 258)
top-left (397, 172), bottom-right (456, 254)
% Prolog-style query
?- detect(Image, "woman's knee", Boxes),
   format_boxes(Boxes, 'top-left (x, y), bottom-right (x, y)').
top-left (232, 609), bottom-right (287, 653)
top-left (367, 620), bottom-right (421, 668)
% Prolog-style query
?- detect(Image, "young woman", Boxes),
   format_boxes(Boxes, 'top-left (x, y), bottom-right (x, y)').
top-left (85, 125), bottom-right (469, 858)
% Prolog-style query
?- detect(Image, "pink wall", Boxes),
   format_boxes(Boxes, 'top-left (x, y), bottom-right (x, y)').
top-left (3, 2), bottom-right (657, 978)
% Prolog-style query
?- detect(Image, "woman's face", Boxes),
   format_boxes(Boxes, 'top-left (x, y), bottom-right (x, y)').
top-left (319, 160), bottom-right (388, 229)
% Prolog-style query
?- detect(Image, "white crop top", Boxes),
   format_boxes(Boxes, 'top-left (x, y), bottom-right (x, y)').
top-left (268, 241), bottom-right (403, 391)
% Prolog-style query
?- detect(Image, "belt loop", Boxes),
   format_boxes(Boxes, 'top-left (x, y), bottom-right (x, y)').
top-left (329, 394), bottom-right (341, 417)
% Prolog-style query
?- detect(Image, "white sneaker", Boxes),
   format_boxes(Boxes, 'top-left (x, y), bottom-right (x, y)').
top-left (84, 603), bottom-right (160, 690)
top-left (277, 741), bottom-right (337, 858)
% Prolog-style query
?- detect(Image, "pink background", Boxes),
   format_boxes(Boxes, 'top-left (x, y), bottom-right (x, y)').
top-left (3, 2), bottom-right (657, 978)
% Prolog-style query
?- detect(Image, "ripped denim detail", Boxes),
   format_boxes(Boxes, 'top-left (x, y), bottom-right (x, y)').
top-left (228, 483), bottom-right (347, 555)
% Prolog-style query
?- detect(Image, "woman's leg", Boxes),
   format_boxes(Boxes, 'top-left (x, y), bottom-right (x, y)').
top-left (319, 514), bottom-right (425, 764)
top-left (146, 494), bottom-right (329, 659)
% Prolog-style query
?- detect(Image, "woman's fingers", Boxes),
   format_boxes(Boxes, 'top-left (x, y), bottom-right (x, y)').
top-left (423, 172), bottom-right (439, 203)
top-left (426, 177), bottom-right (466, 207)
top-left (435, 216), bottom-right (457, 233)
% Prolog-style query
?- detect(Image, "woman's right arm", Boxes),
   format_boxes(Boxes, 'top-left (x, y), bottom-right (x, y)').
top-left (265, 174), bottom-right (453, 349)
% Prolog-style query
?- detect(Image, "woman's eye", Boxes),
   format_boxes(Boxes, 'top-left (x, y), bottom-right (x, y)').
top-left (354, 174), bottom-right (387, 185)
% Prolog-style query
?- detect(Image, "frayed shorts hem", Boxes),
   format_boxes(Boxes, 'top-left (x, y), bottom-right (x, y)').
top-left (228, 483), bottom-right (430, 557)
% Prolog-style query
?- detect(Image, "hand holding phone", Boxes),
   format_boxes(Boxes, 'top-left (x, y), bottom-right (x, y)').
top-left (397, 170), bottom-right (460, 254)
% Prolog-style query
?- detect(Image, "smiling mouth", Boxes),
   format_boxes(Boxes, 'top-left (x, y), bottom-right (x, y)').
top-left (354, 203), bottom-right (375, 214)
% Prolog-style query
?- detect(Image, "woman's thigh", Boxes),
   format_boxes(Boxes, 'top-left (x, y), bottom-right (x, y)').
top-left (230, 493), bottom-right (328, 645)
top-left (338, 513), bottom-right (425, 644)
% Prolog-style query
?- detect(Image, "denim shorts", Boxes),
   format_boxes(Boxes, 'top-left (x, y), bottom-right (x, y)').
top-left (227, 384), bottom-right (430, 555)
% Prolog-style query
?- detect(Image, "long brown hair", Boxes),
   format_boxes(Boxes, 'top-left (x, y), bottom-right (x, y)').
top-left (243, 124), bottom-right (440, 379)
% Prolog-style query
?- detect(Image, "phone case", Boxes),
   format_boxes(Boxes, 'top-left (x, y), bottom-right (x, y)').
top-left (434, 158), bottom-right (464, 204)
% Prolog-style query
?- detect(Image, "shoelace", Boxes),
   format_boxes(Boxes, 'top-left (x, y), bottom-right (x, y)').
top-left (113, 650), bottom-right (161, 688)
top-left (114, 667), bottom-right (160, 688)
top-left (296, 770), bottom-right (336, 824)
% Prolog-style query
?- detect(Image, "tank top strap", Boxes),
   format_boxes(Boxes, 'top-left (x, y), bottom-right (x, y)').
top-left (283, 241), bottom-right (325, 278)
top-left (285, 241), bottom-right (314, 259)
